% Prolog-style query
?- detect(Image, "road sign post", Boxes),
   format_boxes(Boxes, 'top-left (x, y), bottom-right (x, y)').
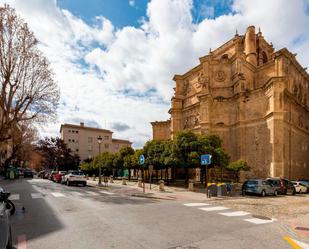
top-left (201, 154), bottom-right (212, 198)
top-left (139, 155), bottom-right (145, 193)
top-left (148, 165), bottom-right (153, 190)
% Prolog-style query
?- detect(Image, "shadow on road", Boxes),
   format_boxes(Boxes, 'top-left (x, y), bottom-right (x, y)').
top-left (0, 178), bottom-right (64, 245)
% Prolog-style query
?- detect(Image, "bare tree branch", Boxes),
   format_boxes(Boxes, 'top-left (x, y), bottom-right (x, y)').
top-left (0, 4), bottom-right (60, 143)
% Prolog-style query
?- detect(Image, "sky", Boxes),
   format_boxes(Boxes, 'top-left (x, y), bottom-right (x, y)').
top-left (0, 0), bottom-right (309, 148)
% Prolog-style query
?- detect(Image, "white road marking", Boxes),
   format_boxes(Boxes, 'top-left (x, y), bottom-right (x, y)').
top-left (244, 218), bottom-right (275, 224)
top-left (51, 192), bottom-right (65, 197)
top-left (31, 193), bottom-right (43, 199)
top-left (84, 191), bottom-right (99, 196)
top-left (199, 206), bottom-right (229, 211)
top-left (10, 194), bottom-right (20, 200)
top-left (100, 191), bottom-right (115, 195)
top-left (219, 211), bottom-right (250, 217)
top-left (71, 191), bottom-right (85, 196)
top-left (183, 203), bottom-right (210, 207)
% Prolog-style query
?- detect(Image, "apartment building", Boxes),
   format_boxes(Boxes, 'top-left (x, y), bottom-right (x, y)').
top-left (60, 122), bottom-right (132, 161)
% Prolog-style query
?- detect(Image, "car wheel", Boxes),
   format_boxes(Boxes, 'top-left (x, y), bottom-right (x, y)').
top-left (6, 226), bottom-right (12, 249)
top-left (261, 190), bottom-right (266, 197)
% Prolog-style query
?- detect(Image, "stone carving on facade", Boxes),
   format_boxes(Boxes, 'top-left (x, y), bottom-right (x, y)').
top-left (183, 80), bottom-right (189, 95)
top-left (215, 70), bottom-right (226, 82)
top-left (184, 113), bottom-right (200, 129)
top-left (194, 113), bottom-right (200, 126)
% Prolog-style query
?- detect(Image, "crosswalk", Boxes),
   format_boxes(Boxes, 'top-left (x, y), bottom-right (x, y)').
top-left (9, 190), bottom-right (116, 200)
top-left (183, 202), bottom-right (276, 225)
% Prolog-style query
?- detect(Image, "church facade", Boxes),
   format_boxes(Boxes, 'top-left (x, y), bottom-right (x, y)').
top-left (151, 26), bottom-right (309, 180)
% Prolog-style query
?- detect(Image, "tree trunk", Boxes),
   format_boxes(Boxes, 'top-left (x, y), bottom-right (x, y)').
top-left (185, 167), bottom-right (189, 185)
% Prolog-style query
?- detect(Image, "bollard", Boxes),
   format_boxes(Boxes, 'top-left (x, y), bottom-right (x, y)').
top-left (86, 174), bottom-right (89, 180)
top-left (109, 176), bottom-right (114, 183)
top-left (122, 177), bottom-right (127, 185)
top-left (138, 177), bottom-right (143, 188)
top-left (159, 180), bottom-right (165, 191)
top-left (92, 174), bottom-right (96, 181)
top-left (188, 179), bottom-right (194, 191)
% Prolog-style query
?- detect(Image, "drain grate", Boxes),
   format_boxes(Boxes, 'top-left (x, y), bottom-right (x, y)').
top-left (252, 215), bottom-right (272, 220)
top-left (295, 227), bottom-right (309, 232)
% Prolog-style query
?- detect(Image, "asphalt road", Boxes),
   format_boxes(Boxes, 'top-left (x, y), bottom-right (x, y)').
top-left (0, 178), bottom-right (296, 249)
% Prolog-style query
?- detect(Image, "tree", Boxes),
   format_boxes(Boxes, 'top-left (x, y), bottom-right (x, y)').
top-left (37, 137), bottom-right (80, 171)
top-left (113, 146), bottom-right (135, 169)
top-left (0, 5), bottom-right (60, 143)
top-left (227, 160), bottom-right (250, 182)
top-left (4, 122), bottom-right (37, 168)
top-left (94, 152), bottom-right (114, 174)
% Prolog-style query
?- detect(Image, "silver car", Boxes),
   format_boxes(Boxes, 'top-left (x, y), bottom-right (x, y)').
top-left (0, 188), bottom-right (12, 249)
top-left (242, 179), bottom-right (278, 197)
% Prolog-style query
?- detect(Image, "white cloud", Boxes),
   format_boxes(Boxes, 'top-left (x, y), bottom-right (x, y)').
top-left (129, 0), bottom-right (135, 7)
top-left (1, 0), bottom-right (308, 148)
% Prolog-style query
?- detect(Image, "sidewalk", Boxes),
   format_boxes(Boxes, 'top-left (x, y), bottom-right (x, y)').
top-left (86, 178), bottom-right (227, 201)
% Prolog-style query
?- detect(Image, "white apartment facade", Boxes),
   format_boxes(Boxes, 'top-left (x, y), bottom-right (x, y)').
top-left (60, 122), bottom-right (132, 161)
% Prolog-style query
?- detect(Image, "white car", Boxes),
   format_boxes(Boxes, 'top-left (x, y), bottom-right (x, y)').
top-left (292, 181), bottom-right (308, 193)
top-left (62, 171), bottom-right (87, 186)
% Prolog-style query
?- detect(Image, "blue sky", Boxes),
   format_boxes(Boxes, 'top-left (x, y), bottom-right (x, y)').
top-left (57, 0), bottom-right (234, 28)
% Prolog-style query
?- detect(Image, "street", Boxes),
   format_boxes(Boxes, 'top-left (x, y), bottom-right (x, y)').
top-left (0, 178), bottom-right (302, 249)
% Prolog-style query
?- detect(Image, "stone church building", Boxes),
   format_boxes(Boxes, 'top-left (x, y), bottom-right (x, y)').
top-left (151, 26), bottom-right (309, 180)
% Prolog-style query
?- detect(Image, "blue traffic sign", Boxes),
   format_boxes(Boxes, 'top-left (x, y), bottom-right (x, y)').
top-left (201, 154), bottom-right (212, 165)
top-left (139, 154), bottom-right (145, 165)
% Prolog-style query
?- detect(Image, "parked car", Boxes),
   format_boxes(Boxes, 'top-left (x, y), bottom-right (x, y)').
top-left (23, 170), bottom-right (33, 178)
top-left (49, 171), bottom-right (57, 181)
top-left (0, 188), bottom-right (13, 249)
top-left (62, 171), bottom-right (87, 186)
top-left (53, 171), bottom-right (67, 183)
top-left (242, 179), bottom-right (278, 197)
top-left (298, 179), bottom-right (309, 192)
top-left (292, 181), bottom-right (308, 194)
top-left (266, 178), bottom-right (296, 195)
top-left (17, 168), bottom-right (24, 177)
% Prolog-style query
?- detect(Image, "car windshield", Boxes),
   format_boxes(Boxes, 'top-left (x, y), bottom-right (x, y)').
top-left (245, 180), bottom-right (258, 186)
top-left (71, 171), bottom-right (84, 175)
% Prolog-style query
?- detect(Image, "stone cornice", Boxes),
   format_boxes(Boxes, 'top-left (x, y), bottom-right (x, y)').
top-left (275, 48), bottom-right (309, 80)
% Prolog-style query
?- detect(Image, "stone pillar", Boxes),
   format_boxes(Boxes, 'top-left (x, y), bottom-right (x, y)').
top-left (138, 177), bottom-right (143, 187)
top-left (244, 26), bottom-right (257, 66)
top-left (188, 179), bottom-right (194, 191)
top-left (122, 177), bottom-right (127, 185)
top-left (159, 180), bottom-right (165, 191)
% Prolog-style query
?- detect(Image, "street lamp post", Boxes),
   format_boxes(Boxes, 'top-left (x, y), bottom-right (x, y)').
top-left (97, 136), bottom-right (103, 186)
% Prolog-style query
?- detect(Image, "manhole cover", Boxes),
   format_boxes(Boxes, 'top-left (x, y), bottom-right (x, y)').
top-left (295, 227), bottom-right (309, 232)
top-left (252, 215), bottom-right (272, 220)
